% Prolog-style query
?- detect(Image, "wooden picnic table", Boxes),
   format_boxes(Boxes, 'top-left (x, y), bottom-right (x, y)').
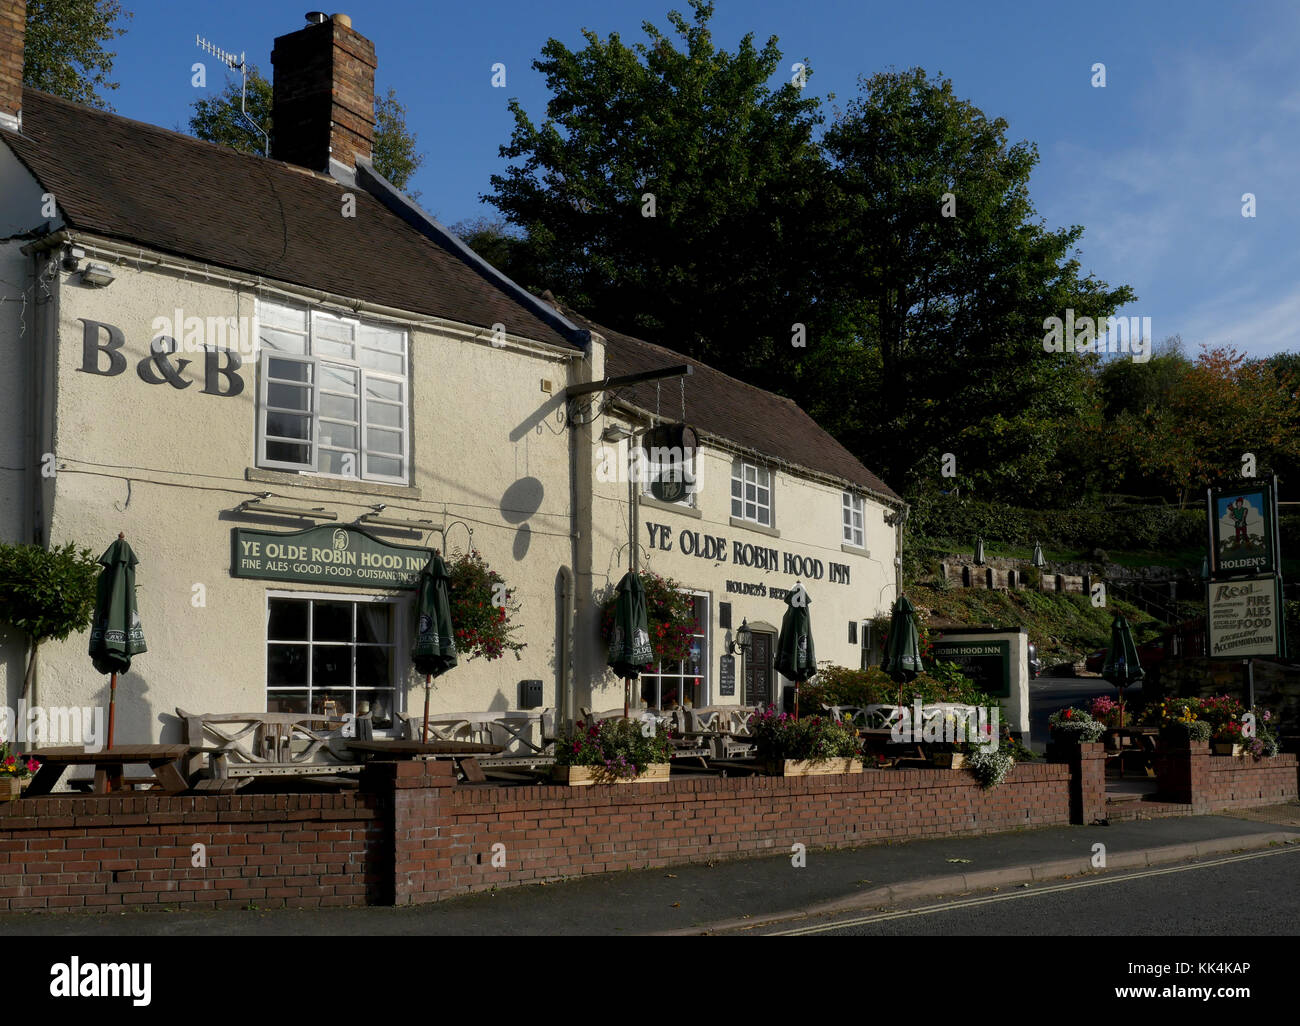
top-left (857, 728), bottom-right (927, 766)
top-left (1104, 727), bottom-right (1160, 778)
top-left (25, 745), bottom-right (193, 796)
top-left (342, 739), bottom-right (503, 784)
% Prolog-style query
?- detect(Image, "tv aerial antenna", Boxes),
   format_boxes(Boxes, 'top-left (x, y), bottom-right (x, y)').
top-left (195, 34), bottom-right (269, 157)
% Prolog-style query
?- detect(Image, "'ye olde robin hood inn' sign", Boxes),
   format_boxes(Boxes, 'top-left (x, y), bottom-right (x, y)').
top-left (232, 526), bottom-right (433, 589)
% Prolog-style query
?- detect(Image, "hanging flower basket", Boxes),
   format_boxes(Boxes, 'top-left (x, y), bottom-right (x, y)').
top-left (446, 550), bottom-right (525, 661)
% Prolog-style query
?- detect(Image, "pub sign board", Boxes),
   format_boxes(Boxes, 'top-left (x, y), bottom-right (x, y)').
top-left (1206, 478), bottom-right (1280, 578)
top-left (232, 525), bottom-right (433, 589)
top-left (929, 639), bottom-right (1012, 698)
top-left (1206, 574), bottom-right (1284, 660)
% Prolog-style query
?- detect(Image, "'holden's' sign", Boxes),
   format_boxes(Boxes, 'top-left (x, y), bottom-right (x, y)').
top-left (232, 525), bottom-right (433, 589)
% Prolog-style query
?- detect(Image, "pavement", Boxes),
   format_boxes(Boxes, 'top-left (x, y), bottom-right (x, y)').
top-left (5, 802), bottom-right (1299, 935)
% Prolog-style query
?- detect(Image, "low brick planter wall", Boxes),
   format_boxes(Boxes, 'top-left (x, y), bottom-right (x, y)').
top-left (1155, 741), bottom-right (1298, 812)
top-left (0, 759), bottom-right (1070, 912)
top-left (396, 761), bottom-right (1072, 904)
top-left (4, 747), bottom-right (1291, 913)
top-left (0, 790), bottom-right (388, 912)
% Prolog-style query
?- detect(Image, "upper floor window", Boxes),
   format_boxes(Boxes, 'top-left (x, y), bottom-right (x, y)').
top-left (843, 491), bottom-right (865, 547)
top-left (731, 461), bottom-right (771, 527)
top-left (257, 301), bottom-right (409, 484)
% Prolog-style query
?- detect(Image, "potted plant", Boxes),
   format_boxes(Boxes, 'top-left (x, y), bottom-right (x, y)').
top-left (1197, 695), bottom-right (1247, 755)
top-left (1088, 695), bottom-right (1127, 746)
top-left (553, 717), bottom-right (673, 785)
top-left (1243, 708), bottom-right (1280, 760)
top-left (1048, 707), bottom-right (1105, 744)
top-left (0, 742), bottom-right (40, 801)
top-left (751, 708), bottom-right (862, 776)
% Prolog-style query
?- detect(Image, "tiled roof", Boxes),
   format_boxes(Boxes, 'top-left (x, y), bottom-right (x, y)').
top-left (571, 309), bottom-right (901, 503)
top-left (2, 89), bottom-right (581, 350)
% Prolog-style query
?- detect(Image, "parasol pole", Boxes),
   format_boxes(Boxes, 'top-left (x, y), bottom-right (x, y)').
top-left (107, 671), bottom-right (117, 750)
top-left (422, 674), bottom-right (431, 742)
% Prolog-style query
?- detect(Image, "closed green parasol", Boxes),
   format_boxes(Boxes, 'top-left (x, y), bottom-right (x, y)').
top-left (1102, 614), bottom-right (1144, 723)
top-left (880, 595), bottom-right (923, 683)
top-left (608, 571), bottom-right (653, 718)
top-left (1032, 541), bottom-right (1046, 568)
top-left (88, 533), bottom-right (147, 749)
top-left (775, 583), bottom-right (815, 717)
top-left (412, 554), bottom-right (457, 741)
top-left (974, 538), bottom-right (986, 566)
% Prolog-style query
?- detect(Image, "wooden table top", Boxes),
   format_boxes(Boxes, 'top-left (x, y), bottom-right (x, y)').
top-left (343, 739), bottom-right (503, 756)
top-left (30, 744), bottom-right (191, 763)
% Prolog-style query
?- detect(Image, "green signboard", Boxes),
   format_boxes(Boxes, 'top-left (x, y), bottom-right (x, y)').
top-left (232, 525), bottom-right (433, 589)
top-left (930, 639), bottom-right (1012, 698)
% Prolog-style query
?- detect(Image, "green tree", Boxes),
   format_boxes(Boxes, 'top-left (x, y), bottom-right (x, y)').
top-left (22, 0), bottom-right (131, 110)
top-left (0, 542), bottom-right (100, 700)
top-left (188, 68), bottom-right (426, 193)
top-left (815, 68), bottom-right (1134, 500)
top-left (483, 0), bottom-right (829, 369)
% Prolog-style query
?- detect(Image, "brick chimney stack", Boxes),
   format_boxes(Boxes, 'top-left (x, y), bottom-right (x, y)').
top-left (271, 12), bottom-right (376, 172)
top-left (0, 0), bottom-right (25, 132)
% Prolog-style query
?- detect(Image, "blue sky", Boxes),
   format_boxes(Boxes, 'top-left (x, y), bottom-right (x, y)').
top-left (99, 0), bottom-right (1300, 357)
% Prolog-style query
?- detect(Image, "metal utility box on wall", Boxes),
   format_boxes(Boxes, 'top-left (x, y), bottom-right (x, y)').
top-left (519, 679), bottom-right (543, 709)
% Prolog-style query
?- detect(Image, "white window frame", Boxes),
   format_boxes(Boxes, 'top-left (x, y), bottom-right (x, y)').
top-left (843, 491), bottom-right (865, 547)
top-left (264, 590), bottom-right (406, 734)
top-left (255, 300), bottom-right (410, 485)
top-left (639, 591), bottom-right (710, 710)
top-left (730, 461), bottom-right (772, 527)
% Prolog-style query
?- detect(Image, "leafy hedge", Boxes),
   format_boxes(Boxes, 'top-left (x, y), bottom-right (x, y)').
top-left (802, 662), bottom-right (998, 712)
top-left (908, 494), bottom-right (1204, 552)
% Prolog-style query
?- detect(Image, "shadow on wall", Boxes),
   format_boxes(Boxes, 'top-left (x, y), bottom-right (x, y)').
top-left (0, 633), bottom-right (28, 714)
top-left (500, 477), bottom-right (543, 561)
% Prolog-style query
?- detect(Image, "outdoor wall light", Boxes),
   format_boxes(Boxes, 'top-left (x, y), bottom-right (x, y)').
top-left (601, 425), bottom-right (633, 442)
top-left (728, 618), bottom-right (752, 657)
top-left (80, 262), bottom-right (116, 287)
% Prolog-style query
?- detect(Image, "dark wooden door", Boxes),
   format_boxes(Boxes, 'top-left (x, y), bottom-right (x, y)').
top-left (745, 632), bottom-right (773, 706)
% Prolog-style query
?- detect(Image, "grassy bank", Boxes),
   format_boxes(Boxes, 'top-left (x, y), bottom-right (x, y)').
top-left (905, 582), bottom-right (1156, 666)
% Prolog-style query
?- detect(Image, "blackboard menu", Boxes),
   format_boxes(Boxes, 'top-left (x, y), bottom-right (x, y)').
top-left (719, 655), bottom-right (736, 697)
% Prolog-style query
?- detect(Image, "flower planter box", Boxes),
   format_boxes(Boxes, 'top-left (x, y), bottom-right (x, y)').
top-left (0, 777), bottom-right (25, 802)
top-left (1213, 743), bottom-right (1244, 757)
top-left (767, 758), bottom-right (863, 777)
top-left (552, 763), bottom-right (671, 786)
top-left (930, 752), bottom-right (968, 769)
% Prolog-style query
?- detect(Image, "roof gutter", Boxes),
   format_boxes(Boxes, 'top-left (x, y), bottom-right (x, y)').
top-left (351, 157), bottom-right (592, 352)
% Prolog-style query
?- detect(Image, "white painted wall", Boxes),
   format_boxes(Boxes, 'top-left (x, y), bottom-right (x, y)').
top-left (27, 243), bottom-right (580, 742)
top-left (581, 412), bottom-right (899, 711)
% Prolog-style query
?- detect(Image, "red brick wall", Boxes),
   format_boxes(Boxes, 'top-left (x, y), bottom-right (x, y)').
top-left (1156, 741), bottom-right (1298, 813)
top-left (9, 750), bottom-right (1291, 914)
top-left (388, 761), bottom-right (1072, 904)
top-left (0, 792), bottom-right (387, 912)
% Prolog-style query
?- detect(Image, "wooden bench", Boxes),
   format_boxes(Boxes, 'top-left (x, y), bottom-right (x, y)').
top-left (177, 708), bottom-right (362, 780)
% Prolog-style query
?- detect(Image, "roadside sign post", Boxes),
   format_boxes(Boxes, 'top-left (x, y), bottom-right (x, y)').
top-left (1204, 476), bottom-right (1284, 711)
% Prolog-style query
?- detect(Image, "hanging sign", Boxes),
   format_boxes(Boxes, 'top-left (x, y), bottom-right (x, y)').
top-left (1206, 478), bottom-right (1280, 578)
top-left (1207, 574), bottom-right (1283, 659)
top-left (232, 525), bottom-right (433, 589)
